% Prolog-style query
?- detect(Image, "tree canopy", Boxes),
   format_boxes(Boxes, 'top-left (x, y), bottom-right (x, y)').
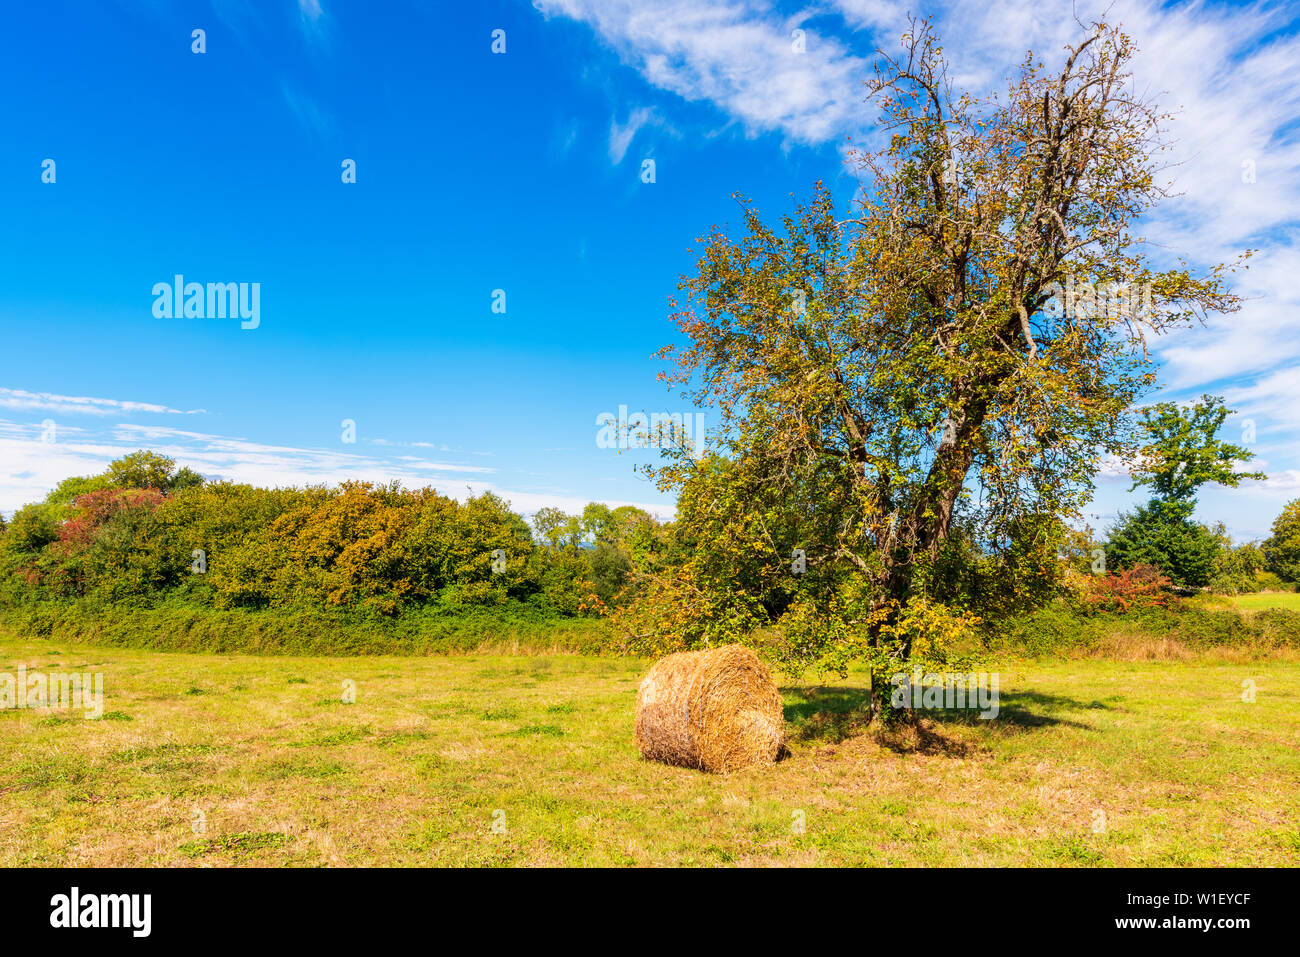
top-left (640, 19), bottom-right (1248, 709)
top-left (1129, 396), bottom-right (1263, 501)
top-left (1264, 499), bottom-right (1300, 583)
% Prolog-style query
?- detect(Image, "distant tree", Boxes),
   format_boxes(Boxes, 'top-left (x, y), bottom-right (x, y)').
top-left (1106, 500), bottom-right (1220, 590)
top-left (2, 503), bottom-right (58, 553)
top-left (0, 463), bottom-right (636, 618)
top-left (1210, 534), bottom-right (1268, 594)
top-left (45, 487), bottom-right (168, 599)
top-left (579, 503), bottom-right (615, 543)
top-left (107, 450), bottom-right (178, 490)
top-left (168, 467), bottom-right (205, 493)
top-left (46, 473), bottom-right (115, 507)
top-left (607, 505), bottom-right (661, 561)
top-left (1109, 396), bottom-right (1262, 589)
top-left (1129, 395), bottom-right (1263, 500)
top-left (588, 540), bottom-right (632, 605)
top-left (532, 507), bottom-right (582, 552)
top-left (104, 450), bottom-right (203, 493)
top-left (1263, 499), bottom-right (1300, 582)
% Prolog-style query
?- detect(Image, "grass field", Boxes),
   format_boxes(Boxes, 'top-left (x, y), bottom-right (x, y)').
top-left (1229, 592), bottom-right (1300, 613)
top-left (2, 631), bottom-right (1297, 866)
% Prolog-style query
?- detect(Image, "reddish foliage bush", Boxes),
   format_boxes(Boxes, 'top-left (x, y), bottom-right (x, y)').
top-left (1079, 563), bottom-right (1174, 612)
top-left (55, 488), bottom-right (165, 551)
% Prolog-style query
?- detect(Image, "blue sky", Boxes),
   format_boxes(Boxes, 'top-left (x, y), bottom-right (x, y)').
top-left (1, 0), bottom-right (1298, 542)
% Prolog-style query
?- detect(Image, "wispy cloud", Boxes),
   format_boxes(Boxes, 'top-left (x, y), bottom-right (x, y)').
top-left (107, 422), bottom-right (497, 478)
top-left (552, 118), bottom-right (581, 158)
top-left (296, 0), bottom-right (329, 46)
top-left (1262, 470), bottom-right (1300, 492)
top-left (0, 387), bottom-right (205, 417)
top-left (608, 106), bottom-right (658, 163)
top-left (280, 80), bottom-right (332, 135)
top-left (535, 0), bottom-right (874, 147)
top-left (1224, 366), bottom-right (1300, 436)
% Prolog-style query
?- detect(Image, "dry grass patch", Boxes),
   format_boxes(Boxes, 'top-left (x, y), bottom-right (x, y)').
top-left (1, 630), bottom-right (1297, 866)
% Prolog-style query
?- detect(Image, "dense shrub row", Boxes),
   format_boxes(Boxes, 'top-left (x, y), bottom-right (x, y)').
top-left (2, 449), bottom-right (1297, 659)
top-left (0, 599), bottom-right (609, 656)
top-left (990, 602), bottom-right (1300, 657)
top-left (0, 451), bottom-right (664, 628)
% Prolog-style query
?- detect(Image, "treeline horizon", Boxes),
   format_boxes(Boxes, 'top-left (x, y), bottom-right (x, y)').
top-left (0, 450), bottom-right (668, 619)
top-left (2, 448), bottom-right (1298, 648)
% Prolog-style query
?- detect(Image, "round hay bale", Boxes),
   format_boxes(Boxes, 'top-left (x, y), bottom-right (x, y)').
top-left (634, 644), bottom-right (784, 773)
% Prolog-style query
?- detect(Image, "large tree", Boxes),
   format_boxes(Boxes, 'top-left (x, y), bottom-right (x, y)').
top-left (647, 20), bottom-right (1245, 708)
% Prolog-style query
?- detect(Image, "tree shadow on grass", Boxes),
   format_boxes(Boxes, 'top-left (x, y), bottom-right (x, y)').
top-left (927, 689), bottom-right (1110, 731)
top-left (783, 684), bottom-right (1111, 753)
top-left (783, 686), bottom-right (874, 745)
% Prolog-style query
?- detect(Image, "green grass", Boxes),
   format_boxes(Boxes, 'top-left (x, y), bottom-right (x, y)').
top-left (1229, 592), bottom-right (1300, 613)
top-left (1, 629), bottom-right (1297, 866)
top-left (178, 831), bottom-right (291, 859)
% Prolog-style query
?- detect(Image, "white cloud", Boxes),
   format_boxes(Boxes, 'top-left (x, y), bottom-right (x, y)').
top-left (535, 0), bottom-right (875, 146)
top-left (1224, 366), bottom-right (1300, 436)
top-left (1155, 244), bottom-right (1300, 388)
top-left (0, 387), bottom-right (204, 417)
top-left (1262, 470), bottom-right (1300, 492)
top-left (831, 0), bottom-right (911, 33)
